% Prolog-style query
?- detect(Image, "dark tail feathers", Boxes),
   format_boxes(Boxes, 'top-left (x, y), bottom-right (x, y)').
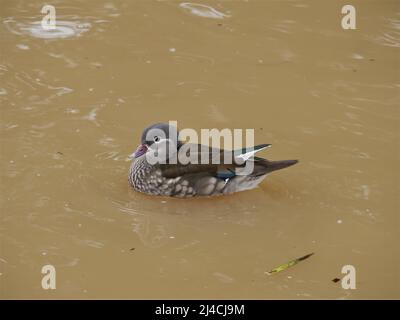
top-left (255, 158), bottom-right (298, 175)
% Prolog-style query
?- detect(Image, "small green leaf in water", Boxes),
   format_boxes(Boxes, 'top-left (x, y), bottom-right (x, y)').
top-left (265, 253), bottom-right (314, 275)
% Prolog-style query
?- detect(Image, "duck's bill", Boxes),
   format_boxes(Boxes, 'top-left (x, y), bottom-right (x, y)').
top-left (129, 144), bottom-right (148, 159)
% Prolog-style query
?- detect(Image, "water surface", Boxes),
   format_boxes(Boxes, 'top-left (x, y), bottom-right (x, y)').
top-left (0, 0), bottom-right (399, 299)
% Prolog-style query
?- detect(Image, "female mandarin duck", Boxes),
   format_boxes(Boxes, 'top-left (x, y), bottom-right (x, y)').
top-left (128, 123), bottom-right (298, 197)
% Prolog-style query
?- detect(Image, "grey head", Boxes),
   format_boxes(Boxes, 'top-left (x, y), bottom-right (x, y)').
top-left (140, 123), bottom-right (177, 145)
top-left (131, 123), bottom-right (179, 162)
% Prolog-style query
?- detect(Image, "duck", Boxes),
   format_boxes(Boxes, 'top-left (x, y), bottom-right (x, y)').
top-left (128, 123), bottom-right (298, 197)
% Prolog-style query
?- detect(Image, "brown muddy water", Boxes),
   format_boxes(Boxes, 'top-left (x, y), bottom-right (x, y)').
top-left (0, 0), bottom-right (399, 299)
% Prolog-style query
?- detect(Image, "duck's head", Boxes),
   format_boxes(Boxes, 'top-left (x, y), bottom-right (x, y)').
top-left (129, 123), bottom-right (179, 162)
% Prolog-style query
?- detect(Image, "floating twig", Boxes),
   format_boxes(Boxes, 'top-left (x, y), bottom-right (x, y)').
top-left (265, 253), bottom-right (314, 275)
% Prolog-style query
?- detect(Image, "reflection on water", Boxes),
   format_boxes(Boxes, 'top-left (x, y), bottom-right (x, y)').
top-left (112, 190), bottom-right (269, 248)
top-left (0, 0), bottom-right (398, 299)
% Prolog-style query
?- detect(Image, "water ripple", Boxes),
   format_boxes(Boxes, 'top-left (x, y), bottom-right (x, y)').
top-left (3, 18), bottom-right (91, 39)
top-left (179, 3), bottom-right (230, 19)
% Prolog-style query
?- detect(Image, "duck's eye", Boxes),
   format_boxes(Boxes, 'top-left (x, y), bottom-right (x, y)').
top-left (153, 136), bottom-right (160, 142)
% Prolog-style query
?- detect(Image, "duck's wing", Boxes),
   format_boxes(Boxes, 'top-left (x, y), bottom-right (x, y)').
top-left (177, 143), bottom-right (271, 164)
top-left (159, 143), bottom-right (272, 179)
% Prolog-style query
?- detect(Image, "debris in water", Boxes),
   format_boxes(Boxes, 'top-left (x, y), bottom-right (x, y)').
top-left (265, 253), bottom-right (314, 275)
top-left (332, 278), bottom-right (341, 283)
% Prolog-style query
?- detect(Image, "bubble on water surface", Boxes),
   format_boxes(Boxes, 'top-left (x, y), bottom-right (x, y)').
top-left (3, 18), bottom-right (91, 39)
top-left (179, 3), bottom-right (230, 19)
